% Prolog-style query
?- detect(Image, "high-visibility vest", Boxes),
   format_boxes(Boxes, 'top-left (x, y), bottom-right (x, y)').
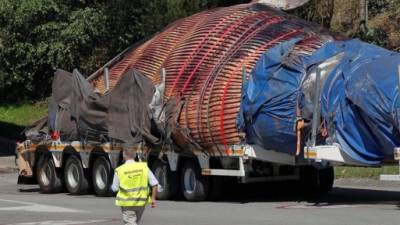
top-left (115, 162), bottom-right (150, 207)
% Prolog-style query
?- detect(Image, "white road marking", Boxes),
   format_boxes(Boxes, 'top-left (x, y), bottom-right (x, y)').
top-left (0, 199), bottom-right (88, 213)
top-left (277, 203), bottom-right (365, 209)
top-left (7, 220), bottom-right (107, 225)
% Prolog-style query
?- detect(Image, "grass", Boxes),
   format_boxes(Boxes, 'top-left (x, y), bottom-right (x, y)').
top-left (0, 101), bottom-right (47, 127)
top-left (0, 102), bottom-right (47, 142)
top-left (0, 101), bottom-right (48, 155)
top-left (335, 166), bottom-right (399, 179)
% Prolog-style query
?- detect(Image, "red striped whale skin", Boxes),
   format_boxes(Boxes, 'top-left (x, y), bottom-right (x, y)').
top-left (90, 3), bottom-right (335, 151)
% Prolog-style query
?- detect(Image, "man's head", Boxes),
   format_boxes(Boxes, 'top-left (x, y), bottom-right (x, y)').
top-left (123, 148), bottom-right (136, 161)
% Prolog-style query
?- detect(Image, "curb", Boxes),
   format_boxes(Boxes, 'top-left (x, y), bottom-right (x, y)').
top-left (335, 178), bottom-right (400, 191)
top-left (0, 156), bottom-right (17, 169)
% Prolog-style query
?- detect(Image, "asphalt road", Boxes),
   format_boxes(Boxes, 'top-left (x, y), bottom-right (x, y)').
top-left (0, 172), bottom-right (400, 225)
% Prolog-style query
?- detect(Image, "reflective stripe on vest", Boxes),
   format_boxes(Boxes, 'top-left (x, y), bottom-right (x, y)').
top-left (116, 197), bottom-right (149, 202)
top-left (120, 186), bottom-right (149, 193)
top-left (115, 162), bottom-right (149, 207)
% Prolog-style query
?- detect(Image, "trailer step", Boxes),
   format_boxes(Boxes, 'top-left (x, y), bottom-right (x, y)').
top-left (201, 157), bottom-right (245, 177)
top-left (304, 145), bottom-right (353, 164)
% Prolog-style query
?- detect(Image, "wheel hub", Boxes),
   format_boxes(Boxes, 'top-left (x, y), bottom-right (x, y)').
top-left (40, 163), bottom-right (51, 186)
top-left (183, 168), bottom-right (196, 194)
top-left (95, 164), bottom-right (107, 190)
top-left (67, 164), bottom-right (79, 188)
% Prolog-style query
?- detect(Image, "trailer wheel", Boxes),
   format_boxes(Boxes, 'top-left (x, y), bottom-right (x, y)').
top-left (181, 161), bottom-right (210, 201)
top-left (37, 154), bottom-right (63, 193)
top-left (64, 155), bottom-right (89, 195)
top-left (92, 156), bottom-right (113, 197)
top-left (151, 159), bottom-right (178, 200)
top-left (300, 166), bottom-right (334, 195)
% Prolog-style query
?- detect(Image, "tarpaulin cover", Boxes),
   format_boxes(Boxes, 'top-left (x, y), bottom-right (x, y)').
top-left (26, 69), bottom-right (77, 142)
top-left (30, 69), bottom-right (158, 145)
top-left (238, 39), bottom-right (400, 165)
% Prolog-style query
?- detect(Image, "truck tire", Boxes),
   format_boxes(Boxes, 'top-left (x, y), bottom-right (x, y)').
top-left (180, 161), bottom-right (210, 201)
top-left (64, 155), bottom-right (89, 195)
top-left (151, 159), bottom-right (178, 200)
top-left (92, 156), bottom-right (114, 197)
top-left (300, 166), bottom-right (334, 195)
top-left (36, 154), bottom-right (63, 193)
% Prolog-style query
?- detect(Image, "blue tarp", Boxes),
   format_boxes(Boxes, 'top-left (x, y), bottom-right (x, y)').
top-left (238, 39), bottom-right (400, 165)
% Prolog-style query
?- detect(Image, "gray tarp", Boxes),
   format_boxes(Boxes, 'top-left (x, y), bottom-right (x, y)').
top-left (106, 69), bottom-right (158, 145)
top-left (48, 69), bottom-right (78, 140)
top-left (25, 69), bottom-right (76, 141)
top-left (28, 68), bottom-right (158, 145)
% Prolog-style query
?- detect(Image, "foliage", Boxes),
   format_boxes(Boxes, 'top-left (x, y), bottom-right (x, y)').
top-left (1, 0), bottom-right (398, 102)
top-left (295, 0), bottom-right (400, 50)
top-left (0, 0), bottom-right (248, 103)
top-left (366, 1), bottom-right (400, 51)
top-left (0, 0), bottom-right (108, 102)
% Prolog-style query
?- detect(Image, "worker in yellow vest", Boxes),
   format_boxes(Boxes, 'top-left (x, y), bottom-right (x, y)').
top-left (111, 148), bottom-right (159, 225)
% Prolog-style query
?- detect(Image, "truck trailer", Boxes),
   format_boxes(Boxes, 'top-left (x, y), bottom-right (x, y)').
top-left (16, 1), bottom-right (400, 201)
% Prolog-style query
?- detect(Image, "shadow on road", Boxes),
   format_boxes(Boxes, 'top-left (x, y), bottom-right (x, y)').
top-left (18, 187), bottom-right (41, 193)
top-left (203, 181), bottom-right (400, 208)
top-left (323, 187), bottom-right (400, 206)
top-left (13, 178), bottom-right (400, 209)
top-left (0, 121), bottom-right (25, 156)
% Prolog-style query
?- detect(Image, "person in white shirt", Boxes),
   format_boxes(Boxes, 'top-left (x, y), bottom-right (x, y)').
top-left (112, 148), bottom-right (159, 225)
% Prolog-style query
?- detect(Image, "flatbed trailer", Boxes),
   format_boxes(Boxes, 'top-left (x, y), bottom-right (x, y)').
top-left (16, 139), bottom-right (334, 201)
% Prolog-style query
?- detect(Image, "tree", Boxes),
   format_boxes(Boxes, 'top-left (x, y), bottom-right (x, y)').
top-left (0, 0), bottom-right (108, 102)
top-left (0, 0), bottom-right (249, 103)
top-left (294, 0), bottom-right (400, 50)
